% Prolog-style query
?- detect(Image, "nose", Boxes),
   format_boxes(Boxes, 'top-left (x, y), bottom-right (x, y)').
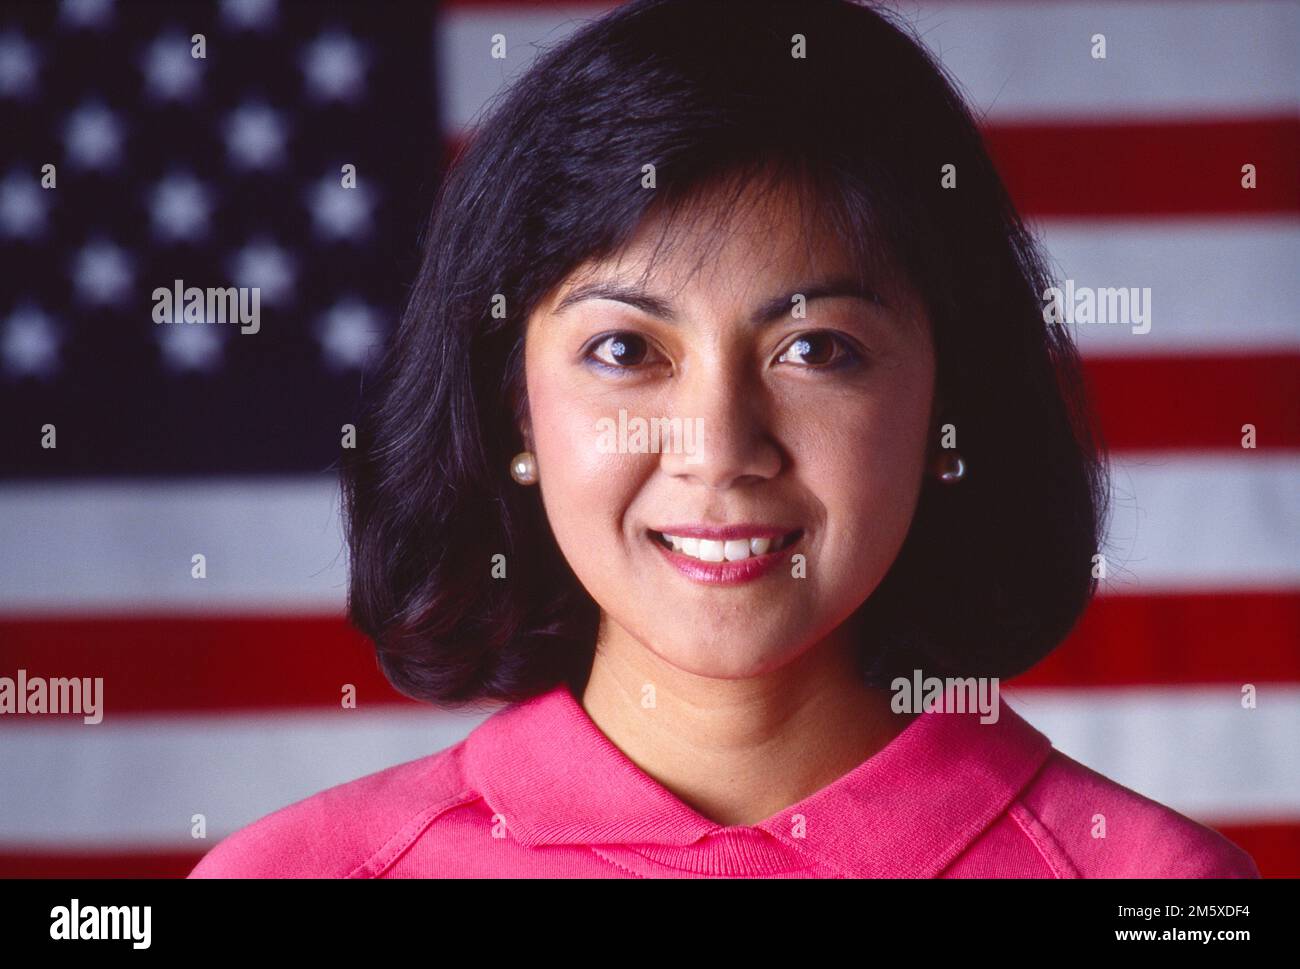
top-left (657, 356), bottom-right (784, 490)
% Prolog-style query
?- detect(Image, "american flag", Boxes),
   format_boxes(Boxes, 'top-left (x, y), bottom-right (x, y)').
top-left (1, 0), bottom-right (1297, 878)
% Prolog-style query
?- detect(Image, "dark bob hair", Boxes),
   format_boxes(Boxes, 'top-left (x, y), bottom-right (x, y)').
top-left (342, 0), bottom-right (1111, 708)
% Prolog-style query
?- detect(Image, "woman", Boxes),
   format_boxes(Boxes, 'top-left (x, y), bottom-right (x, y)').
top-left (191, 0), bottom-right (1259, 878)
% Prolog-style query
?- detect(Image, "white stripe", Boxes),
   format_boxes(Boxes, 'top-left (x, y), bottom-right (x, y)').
top-left (437, 1), bottom-right (1300, 132)
top-left (1036, 219), bottom-right (1300, 355)
top-left (0, 689), bottom-right (1292, 846)
top-left (0, 478), bottom-right (348, 615)
top-left (0, 707), bottom-right (493, 848)
top-left (437, 4), bottom-right (617, 132)
top-left (0, 457), bottom-right (1296, 613)
top-left (1101, 453), bottom-right (1300, 594)
top-left (899, 0), bottom-right (1300, 121)
top-left (1004, 686), bottom-right (1300, 823)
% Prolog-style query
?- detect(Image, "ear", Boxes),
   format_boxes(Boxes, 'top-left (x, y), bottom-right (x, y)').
top-left (508, 379), bottom-right (534, 452)
top-left (927, 386), bottom-right (948, 461)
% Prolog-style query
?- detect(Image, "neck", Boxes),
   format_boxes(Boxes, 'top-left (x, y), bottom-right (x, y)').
top-left (579, 618), bottom-right (915, 828)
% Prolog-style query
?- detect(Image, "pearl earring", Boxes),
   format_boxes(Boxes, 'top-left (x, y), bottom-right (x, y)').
top-left (933, 450), bottom-right (966, 484)
top-left (510, 451), bottom-right (538, 486)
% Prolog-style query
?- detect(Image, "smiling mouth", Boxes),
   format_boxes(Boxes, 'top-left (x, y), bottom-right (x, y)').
top-left (647, 528), bottom-right (804, 562)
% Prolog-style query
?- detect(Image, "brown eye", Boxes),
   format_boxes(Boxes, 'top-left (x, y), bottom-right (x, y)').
top-left (778, 331), bottom-right (851, 368)
top-left (589, 332), bottom-right (653, 368)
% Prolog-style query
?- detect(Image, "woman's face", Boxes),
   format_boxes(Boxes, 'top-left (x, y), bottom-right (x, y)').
top-left (521, 178), bottom-right (938, 679)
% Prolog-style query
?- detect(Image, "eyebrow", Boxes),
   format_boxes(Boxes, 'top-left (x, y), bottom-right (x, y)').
top-left (552, 276), bottom-right (885, 326)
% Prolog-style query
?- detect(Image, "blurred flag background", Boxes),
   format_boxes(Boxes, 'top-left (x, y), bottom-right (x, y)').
top-left (0, 0), bottom-right (1297, 877)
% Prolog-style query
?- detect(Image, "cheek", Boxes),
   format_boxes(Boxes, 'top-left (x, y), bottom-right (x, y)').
top-left (527, 370), bottom-right (645, 552)
top-left (790, 372), bottom-right (933, 562)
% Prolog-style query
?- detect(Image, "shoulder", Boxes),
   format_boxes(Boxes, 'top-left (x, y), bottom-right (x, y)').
top-left (188, 737), bottom-right (480, 878)
top-left (1014, 749), bottom-right (1260, 878)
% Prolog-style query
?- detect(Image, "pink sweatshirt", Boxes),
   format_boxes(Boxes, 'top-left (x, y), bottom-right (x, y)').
top-left (189, 681), bottom-right (1260, 878)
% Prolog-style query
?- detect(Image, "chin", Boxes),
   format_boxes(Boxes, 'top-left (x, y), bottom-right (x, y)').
top-left (650, 642), bottom-right (796, 680)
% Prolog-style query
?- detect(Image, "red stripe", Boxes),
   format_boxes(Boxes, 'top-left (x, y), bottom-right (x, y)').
top-left (0, 850), bottom-right (204, 879)
top-left (2, 825), bottom-right (1294, 877)
top-left (985, 117), bottom-right (1300, 217)
top-left (1212, 821), bottom-right (1300, 878)
top-left (445, 119), bottom-right (1300, 218)
top-left (1, 595), bottom-right (1296, 713)
top-left (0, 616), bottom-right (422, 715)
top-left (1010, 592), bottom-right (1300, 688)
top-left (1083, 354), bottom-right (1300, 452)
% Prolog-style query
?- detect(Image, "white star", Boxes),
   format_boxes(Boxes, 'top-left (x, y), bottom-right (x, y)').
top-left (228, 239), bottom-right (295, 304)
top-left (1, 303), bottom-right (60, 378)
top-left (60, 0), bottom-right (115, 29)
top-left (0, 31), bottom-right (39, 98)
top-left (306, 174), bottom-right (375, 241)
top-left (0, 169), bottom-right (48, 239)
top-left (141, 31), bottom-right (203, 102)
top-left (316, 298), bottom-right (384, 370)
top-left (301, 31), bottom-right (368, 102)
top-left (71, 239), bottom-right (134, 305)
top-left (150, 173), bottom-right (212, 242)
top-left (155, 304), bottom-right (226, 373)
top-left (63, 101), bottom-right (123, 170)
top-left (224, 102), bottom-right (287, 170)
top-left (220, 0), bottom-right (278, 31)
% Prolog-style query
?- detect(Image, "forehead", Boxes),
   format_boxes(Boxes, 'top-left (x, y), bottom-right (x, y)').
top-left (552, 171), bottom-right (865, 308)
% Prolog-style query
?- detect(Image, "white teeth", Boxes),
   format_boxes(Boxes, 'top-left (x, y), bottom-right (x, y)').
top-left (698, 539), bottom-right (725, 562)
top-left (723, 539), bottom-right (750, 561)
top-left (657, 532), bottom-right (787, 562)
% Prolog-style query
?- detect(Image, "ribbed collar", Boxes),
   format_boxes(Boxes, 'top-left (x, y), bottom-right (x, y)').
top-left (463, 680), bottom-right (1053, 877)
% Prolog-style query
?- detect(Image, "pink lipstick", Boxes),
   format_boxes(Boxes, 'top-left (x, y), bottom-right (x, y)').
top-left (646, 526), bottom-right (803, 586)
